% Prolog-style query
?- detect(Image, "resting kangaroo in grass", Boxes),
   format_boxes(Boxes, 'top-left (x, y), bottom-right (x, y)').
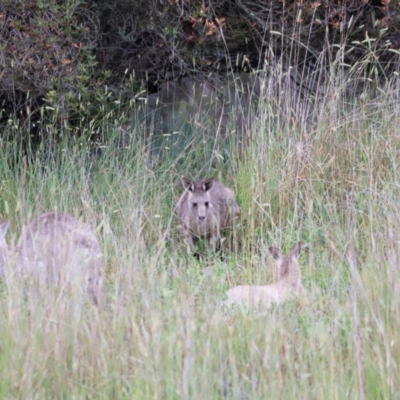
top-left (226, 242), bottom-right (304, 308)
top-left (176, 178), bottom-right (240, 253)
top-left (0, 212), bottom-right (103, 304)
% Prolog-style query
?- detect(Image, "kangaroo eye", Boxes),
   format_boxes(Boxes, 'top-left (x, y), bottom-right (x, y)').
top-left (205, 202), bottom-right (209, 207)
top-left (192, 202), bottom-right (198, 207)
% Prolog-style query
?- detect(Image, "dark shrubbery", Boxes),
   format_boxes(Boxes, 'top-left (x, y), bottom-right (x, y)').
top-left (0, 0), bottom-right (99, 142)
top-left (1, 0), bottom-right (399, 146)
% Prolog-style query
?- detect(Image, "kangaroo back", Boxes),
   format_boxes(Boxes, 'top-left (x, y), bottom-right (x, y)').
top-left (16, 212), bottom-right (103, 303)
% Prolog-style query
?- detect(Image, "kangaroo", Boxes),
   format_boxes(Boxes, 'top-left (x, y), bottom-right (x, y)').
top-left (176, 178), bottom-right (240, 253)
top-left (226, 242), bottom-right (304, 308)
top-left (0, 212), bottom-right (103, 304)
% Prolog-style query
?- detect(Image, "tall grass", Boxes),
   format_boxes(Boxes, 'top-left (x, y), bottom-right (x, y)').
top-left (1, 68), bottom-right (400, 399)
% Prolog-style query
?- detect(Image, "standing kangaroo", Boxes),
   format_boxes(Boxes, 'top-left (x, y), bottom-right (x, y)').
top-left (0, 212), bottom-right (103, 304)
top-left (176, 178), bottom-right (240, 253)
top-left (226, 242), bottom-right (304, 308)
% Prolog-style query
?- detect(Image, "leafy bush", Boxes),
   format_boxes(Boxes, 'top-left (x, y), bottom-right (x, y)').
top-left (0, 0), bottom-right (99, 142)
top-left (1, 0), bottom-right (399, 147)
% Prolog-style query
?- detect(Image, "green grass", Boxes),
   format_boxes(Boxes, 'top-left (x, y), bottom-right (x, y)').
top-left (1, 73), bottom-right (400, 399)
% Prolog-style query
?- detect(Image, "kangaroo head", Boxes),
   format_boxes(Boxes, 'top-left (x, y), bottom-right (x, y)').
top-left (181, 178), bottom-right (214, 221)
top-left (268, 242), bottom-right (301, 282)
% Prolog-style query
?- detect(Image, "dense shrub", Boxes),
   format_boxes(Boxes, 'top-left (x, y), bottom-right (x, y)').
top-left (0, 0), bottom-right (399, 146)
top-left (0, 0), bottom-right (100, 142)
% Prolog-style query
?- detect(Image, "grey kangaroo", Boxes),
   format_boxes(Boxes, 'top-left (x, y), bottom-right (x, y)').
top-left (176, 178), bottom-right (240, 253)
top-left (0, 212), bottom-right (103, 304)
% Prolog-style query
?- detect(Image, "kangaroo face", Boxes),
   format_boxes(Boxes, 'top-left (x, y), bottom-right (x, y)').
top-left (188, 188), bottom-right (211, 222)
top-left (182, 178), bottom-right (214, 223)
top-left (269, 242), bottom-right (302, 283)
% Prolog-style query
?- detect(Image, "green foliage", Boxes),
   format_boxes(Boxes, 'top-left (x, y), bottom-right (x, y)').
top-left (1, 0), bottom-right (399, 149)
top-left (1, 0), bottom-right (97, 93)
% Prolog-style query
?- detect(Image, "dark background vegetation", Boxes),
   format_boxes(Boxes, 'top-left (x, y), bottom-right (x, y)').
top-left (1, 0), bottom-right (399, 147)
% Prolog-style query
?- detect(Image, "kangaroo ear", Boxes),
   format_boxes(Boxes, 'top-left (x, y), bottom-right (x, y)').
top-left (202, 179), bottom-right (214, 192)
top-left (268, 247), bottom-right (282, 260)
top-left (0, 221), bottom-right (9, 239)
top-left (290, 242), bottom-right (301, 259)
top-left (181, 178), bottom-right (194, 191)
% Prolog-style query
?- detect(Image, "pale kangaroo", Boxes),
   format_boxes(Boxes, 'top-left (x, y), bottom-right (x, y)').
top-left (0, 212), bottom-right (103, 304)
top-left (226, 242), bottom-right (304, 308)
top-left (176, 178), bottom-right (240, 253)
